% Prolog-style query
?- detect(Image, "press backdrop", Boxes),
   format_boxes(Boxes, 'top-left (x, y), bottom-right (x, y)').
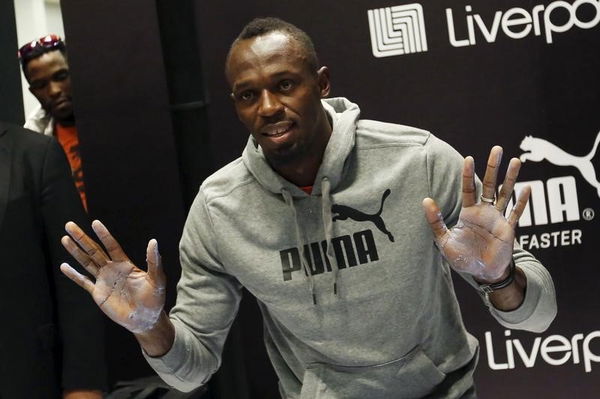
top-left (29, 0), bottom-right (600, 397)
top-left (194, 1), bottom-right (600, 397)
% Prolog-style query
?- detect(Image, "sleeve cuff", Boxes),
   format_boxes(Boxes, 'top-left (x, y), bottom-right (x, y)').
top-left (142, 319), bottom-right (188, 375)
top-left (487, 265), bottom-right (557, 332)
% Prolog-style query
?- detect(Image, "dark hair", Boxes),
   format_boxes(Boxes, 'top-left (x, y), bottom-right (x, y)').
top-left (229, 17), bottom-right (319, 72)
top-left (19, 39), bottom-right (67, 81)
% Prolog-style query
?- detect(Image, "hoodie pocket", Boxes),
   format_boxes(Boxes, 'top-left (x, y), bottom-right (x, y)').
top-left (300, 346), bottom-right (446, 399)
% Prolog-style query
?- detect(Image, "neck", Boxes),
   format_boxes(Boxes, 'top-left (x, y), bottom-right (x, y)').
top-left (275, 152), bottom-right (325, 187)
top-left (273, 108), bottom-right (332, 186)
top-left (55, 114), bottom-right (75, 127)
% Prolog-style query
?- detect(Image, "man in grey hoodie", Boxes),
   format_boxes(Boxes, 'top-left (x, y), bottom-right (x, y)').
top-left (60, 18), bottom-right (556, 398)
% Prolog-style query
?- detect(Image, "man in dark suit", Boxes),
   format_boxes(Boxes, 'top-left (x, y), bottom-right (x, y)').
top-left (0, 122), bottom-right (106, 398)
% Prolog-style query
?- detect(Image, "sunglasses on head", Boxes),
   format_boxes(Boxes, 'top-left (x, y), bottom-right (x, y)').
top-left (18, 34), bottom-right (65, 60)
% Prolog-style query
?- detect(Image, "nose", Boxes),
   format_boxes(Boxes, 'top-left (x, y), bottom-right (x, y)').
top-left (48, 80), bottom-right (62, 98)
top-left (257, 89), bottom-right (283, 118)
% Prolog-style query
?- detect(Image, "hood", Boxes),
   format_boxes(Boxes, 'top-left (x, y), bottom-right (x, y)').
top-left (242, 97), bottom-right (360, 197)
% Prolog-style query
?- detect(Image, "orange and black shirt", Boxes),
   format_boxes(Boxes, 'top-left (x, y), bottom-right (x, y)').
top-left (55, 123), bottom-right (87, 211)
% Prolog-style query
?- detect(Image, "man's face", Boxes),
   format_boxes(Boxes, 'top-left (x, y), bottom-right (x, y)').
top-left (226, 32), bottom-right (330, 167)
top-left (26, 50), bottom-right (73, 123)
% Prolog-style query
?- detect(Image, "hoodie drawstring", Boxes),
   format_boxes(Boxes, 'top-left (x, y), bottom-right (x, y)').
top-left (282, 188), bottom-right (317, 305)
top-left (281, 179), bottom-right (339, 305)
top-left (320, 177), bottom-right (339, 296)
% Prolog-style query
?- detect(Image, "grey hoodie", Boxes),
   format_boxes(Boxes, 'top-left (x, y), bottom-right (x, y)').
top-left (146, 97), bottom-right (556, 398)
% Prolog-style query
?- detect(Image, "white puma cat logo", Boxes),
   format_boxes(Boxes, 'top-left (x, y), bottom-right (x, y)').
top-left (519, 132), bottom-right (600, 197)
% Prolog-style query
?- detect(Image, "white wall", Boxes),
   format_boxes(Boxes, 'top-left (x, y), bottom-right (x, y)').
top-left (14, 0), bottom-right (65, 121)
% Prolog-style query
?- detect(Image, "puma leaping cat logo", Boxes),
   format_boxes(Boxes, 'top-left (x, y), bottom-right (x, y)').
top-left (519, 132), bottom-right (600, 197)
top-left (332, 189), bottom-right (395, 242)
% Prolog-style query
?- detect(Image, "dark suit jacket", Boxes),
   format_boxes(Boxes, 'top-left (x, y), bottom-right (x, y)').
top-left (0, 123), bottom-right (106, 397)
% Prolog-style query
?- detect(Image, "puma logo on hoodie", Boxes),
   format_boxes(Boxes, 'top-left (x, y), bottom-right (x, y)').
top-left (332, 189), bottom-right (395, 242)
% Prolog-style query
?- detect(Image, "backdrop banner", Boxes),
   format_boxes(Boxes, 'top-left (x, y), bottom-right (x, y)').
top-left (196, 1), bottom-right (600, 397)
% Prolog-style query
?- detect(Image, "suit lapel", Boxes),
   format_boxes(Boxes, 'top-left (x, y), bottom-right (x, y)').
top-left (0, 124), bottom-right (12, 229)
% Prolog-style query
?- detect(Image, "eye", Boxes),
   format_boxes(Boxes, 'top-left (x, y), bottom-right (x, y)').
top-left (238, 91), bottom-right (255, 102)
top-left (279, 79), bottom-right (294, 92)
top-left (29, 80), bottom-right (47, 90)
top-left (52, 70), bottom-right (70, 81)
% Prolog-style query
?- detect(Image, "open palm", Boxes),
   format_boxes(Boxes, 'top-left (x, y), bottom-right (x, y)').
top-left (60, 220), bottom-right (166, 333)
top-left (423, 146), bottom-right (531, 282)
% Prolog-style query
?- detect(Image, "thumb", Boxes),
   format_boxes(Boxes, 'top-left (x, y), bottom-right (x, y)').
top-left (146, 239), bottom-right (164, 284)
top-left (422, 197), bottom-right (449, 242)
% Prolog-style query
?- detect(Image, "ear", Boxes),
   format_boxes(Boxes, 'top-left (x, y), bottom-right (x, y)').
top-left (316, 66), bottom-right (331, 98)
top-left (229, 93), bottom-right (245, 123)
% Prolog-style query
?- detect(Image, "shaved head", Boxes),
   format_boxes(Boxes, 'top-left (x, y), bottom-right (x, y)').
top-left (226, 17), bottom-right (319, 80)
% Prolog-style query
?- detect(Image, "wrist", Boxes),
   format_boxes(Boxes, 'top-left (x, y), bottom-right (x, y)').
top-left (134, 311), bottom-right (175, 357)
top-left (476, 261), bottom-right (516, 294)
top-left (486, 265), bottom-right (527, 311)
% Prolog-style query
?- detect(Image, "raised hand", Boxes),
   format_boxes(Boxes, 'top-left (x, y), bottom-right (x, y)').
top-left (60, 220), bottom-right (166, 333)
top-left (422, 146), bottom-right (531, 283)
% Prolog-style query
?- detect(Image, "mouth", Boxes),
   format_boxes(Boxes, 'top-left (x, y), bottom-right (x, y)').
top-left (261, 121), bottom-right (295, 138)
top-left (53, 98), bottom-right (71, 108)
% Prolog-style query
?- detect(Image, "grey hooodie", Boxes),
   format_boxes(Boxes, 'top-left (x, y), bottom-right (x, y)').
top-left (145, 98), bottom-right (557, 398)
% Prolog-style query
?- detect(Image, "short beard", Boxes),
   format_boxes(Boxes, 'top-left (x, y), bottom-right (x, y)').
top-left (51, 108), bottom-right (75, 126)
top-left (263, 140), bottom-right (307, 169)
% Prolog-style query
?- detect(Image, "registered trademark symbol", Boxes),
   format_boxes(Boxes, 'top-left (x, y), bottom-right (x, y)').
top-left (582, 208), bottom-right (595, 221)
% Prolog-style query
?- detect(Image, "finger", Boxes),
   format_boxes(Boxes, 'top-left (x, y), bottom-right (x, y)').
top-left (61, 235), bottom-right (100, 277)
top-left (65, 221), bottom-right (110, 266)
top-left (91, 220), bottom-right (130, 263)
top-left (146, 239), bottom-right (165, 285)
top-left (496, 157), bottom-right (521, 212)
top-left (462, 156), bottom-right (476, 207)
top-left (422, 198), bottom-right (450, 243)
top-left (508, 185), bottom-right (532, 228)
top-left (481, 146), bottom-right (503, 203)
top-left (60, 263), bottom-right (95, 294)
